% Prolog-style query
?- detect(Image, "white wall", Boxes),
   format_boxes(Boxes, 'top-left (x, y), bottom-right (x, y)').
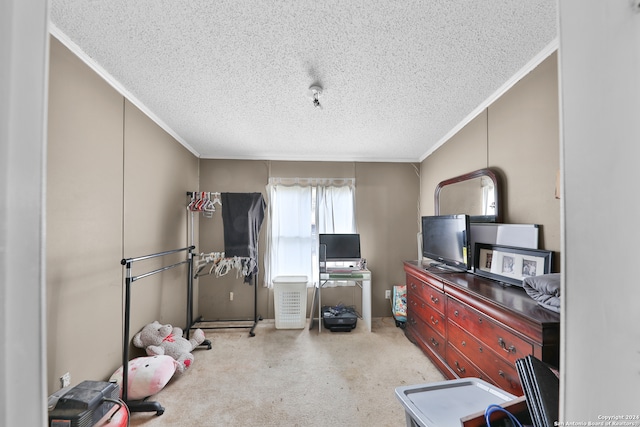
top-left (559, 0), bottom-right (640, 419)
top-left (0, 0), bottom-right (49, 425)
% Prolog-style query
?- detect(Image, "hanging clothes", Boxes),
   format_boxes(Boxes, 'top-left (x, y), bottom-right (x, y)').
top-left (221, 192), bottom-right (266, 283)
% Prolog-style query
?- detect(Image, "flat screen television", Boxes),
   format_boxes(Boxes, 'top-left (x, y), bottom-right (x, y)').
top-left (319, 233), bottom-right (361, 261)
top-left (421, 214), bottom-right (470, 271)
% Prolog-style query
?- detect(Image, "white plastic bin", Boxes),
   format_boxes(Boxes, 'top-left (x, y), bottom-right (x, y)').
top-left (273, 276), bottom-right (308, 329)
top-left (395, 378), bottom-right (516, 427)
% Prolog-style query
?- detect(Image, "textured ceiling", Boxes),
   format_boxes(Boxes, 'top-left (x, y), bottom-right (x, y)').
top-left (49, 1), bottom-right (557, 162)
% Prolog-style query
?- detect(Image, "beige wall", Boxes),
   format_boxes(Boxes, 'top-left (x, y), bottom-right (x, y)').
top-left (489, 52), bottom-right (560, 253)
top-left (123, 99), bottom-right (200, 331)
top-left (354, 162), bottom-right (421, 315)
top-left (47, 36), bottom-right (124, 394)
top-left (421, 52), bottom-right (560, 268)
top-left (196, 160), bottom-right (420, 321)
top-left (46, 37), bottom-right (198, 394)
top-left (420, 110), bottom-right (488, 216)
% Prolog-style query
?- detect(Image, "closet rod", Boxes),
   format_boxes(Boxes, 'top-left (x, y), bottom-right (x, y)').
top-left (120, 245), bottom-right (195, 266)
top-left (130, 260), bottom-right (188, 282)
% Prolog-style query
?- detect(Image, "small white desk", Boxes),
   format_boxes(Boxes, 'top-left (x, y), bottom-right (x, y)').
top-left (310, 269), bottom-right (371, 332)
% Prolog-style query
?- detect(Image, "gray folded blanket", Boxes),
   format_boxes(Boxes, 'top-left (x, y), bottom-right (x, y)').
top-left (522, 273), bottom-right (561, 313)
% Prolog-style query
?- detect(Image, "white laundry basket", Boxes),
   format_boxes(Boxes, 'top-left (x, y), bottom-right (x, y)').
top-left (273, 276), bottom-right (308, 329)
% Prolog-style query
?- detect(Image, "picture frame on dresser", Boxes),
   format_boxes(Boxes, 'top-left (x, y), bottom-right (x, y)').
top-left (474, 243), bottom-right (552, 287)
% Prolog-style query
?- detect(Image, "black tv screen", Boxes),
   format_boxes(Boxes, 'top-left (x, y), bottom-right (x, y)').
top-left (319, 234), bottom-right (361, 261)
top-left (422, 214), bottom-right (470, 271)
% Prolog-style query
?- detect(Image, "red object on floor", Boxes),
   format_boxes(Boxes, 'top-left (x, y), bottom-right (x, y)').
top-left (95, 403), bottom-right (129, 427)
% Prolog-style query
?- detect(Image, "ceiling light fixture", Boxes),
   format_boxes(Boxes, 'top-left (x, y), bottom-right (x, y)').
top-left (308, 85), bottom-right (323, 109)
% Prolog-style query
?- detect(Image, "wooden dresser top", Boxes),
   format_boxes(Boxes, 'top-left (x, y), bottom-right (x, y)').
top-left (404, 260), bottom-right (560, 326)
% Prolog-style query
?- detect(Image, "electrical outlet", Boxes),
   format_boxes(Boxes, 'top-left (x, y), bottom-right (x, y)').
top-left (229, 292), bottom-right (234, 301)
top-left (385, 290), bottom-right (391, 299)
top-left (60, 372), bottom-right (71, 388)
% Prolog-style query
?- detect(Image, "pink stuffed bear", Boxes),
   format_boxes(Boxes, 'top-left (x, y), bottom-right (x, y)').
top-left (133, 321), bottom-right (206, 373)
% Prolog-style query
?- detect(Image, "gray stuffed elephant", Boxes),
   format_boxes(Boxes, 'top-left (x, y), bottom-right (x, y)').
top-left (133, 321), bottom-right (206, 373)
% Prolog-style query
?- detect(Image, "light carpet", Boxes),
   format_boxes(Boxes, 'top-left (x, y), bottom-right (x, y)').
top-left (128, 317), bottom-right (444, 427)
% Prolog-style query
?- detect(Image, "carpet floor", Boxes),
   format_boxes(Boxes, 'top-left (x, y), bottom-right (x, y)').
top-left (127, 317), bottom-right (444, 427)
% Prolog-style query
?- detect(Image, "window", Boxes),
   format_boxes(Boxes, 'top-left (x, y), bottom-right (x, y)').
top-left (264, 178), bottom-right (356, 287)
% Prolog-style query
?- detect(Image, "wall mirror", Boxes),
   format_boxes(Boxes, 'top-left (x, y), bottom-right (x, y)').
top-left (435, 168), bottom-right (501, 223)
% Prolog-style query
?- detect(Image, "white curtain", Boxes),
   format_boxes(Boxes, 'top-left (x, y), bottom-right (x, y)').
top-left (265, 178), bottom-right (356, 288)
top-left (317, 182), bottom-right (356, 234)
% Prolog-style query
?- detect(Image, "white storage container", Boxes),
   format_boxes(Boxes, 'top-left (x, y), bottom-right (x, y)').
top-left (273, 276), bottom-right (308, 329)
top-left (395, 378), bottom-right (516, 427)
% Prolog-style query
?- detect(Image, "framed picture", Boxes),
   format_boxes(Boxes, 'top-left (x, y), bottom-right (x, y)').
top-left (474, 243), bottom-right (552, 287)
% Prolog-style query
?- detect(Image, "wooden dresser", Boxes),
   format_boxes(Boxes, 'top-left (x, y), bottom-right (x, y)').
top-left (403, 260), bottom-right (560, 396)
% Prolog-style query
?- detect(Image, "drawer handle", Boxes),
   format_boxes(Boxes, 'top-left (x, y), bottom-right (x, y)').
top-left (498, 337), bottom-right (516, 353)
top-left (430, 295), bottom-right (439, 304)
top-left (430, 337), bottom-right (439, 347)
top-left (410, 283), bottom-right (417, 290)
top-left (478, 318), bottom-right (483, 324)
top-left (498, 370), bottom-right (506, 378)
top-left (454, 361), bottom-right (466, 374)
top-left (478, 346), bottom-right (483, 353)
top-left (461, 340), bottom-right (466, 347)
top-left (430, 315), bottom-right (439, 326)
top-left (454, 310), bottom-right (459, 317)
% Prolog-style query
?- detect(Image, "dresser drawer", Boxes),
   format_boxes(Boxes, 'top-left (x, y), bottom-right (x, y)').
top-left (447, 297), bottom-right (533, 365)
top-left (406, 311), bottom-right (446, 359)
top-left (406, 271), bottom-right (444, 291)
top-left (448, 321), bottom-right (523, 395)
top-left (407, 277), bottom-right (445, 315)
top-left (445, 343), bottom-right (487, 381)
top-left (487, 359), bottom-right (522, 396)
top-left (407, 293), bottom-right (446, 337)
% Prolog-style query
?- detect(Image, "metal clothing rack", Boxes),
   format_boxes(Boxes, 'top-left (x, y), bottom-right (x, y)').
top-left (120, 245), bottom-right (211, 416)
top-left (189, 272), bottom-right (262, 337)
top-left (186, 191), bottom-right (263, 337)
